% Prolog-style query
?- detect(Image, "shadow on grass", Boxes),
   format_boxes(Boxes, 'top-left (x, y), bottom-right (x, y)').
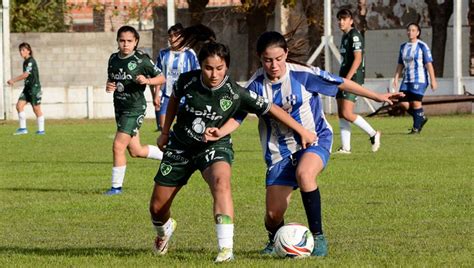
top-left (1, 160), bottom-right (110, 164)
top-left (0, 187), bottom-right (102, 195)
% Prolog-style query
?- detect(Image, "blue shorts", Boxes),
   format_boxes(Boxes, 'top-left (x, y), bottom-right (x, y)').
top-left (265, 146), bottom-right (330, 189)
top-left (400, 82), bottom-right (428, 97)
top-left (159, 95), bottom-right (185, 116)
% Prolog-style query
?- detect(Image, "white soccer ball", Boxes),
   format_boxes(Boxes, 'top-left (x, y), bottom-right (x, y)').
top-left (274, 223), bottom-right (314, 258)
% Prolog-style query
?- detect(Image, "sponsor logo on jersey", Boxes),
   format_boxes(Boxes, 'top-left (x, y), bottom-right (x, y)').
top-left (192, 117), bottom-right (206, 134)
top-left (160, 163), bottom-right (172, 176)
top-left (111, 68), bottom-right (133, 80)
top-left (184, 105), bottom-right (223, 120)
top-left (117, 82), bottom-right (125, 92)
top-left (164, 151), bottom-right (189, 164)
top-left (128, 61), bottom-right (137, 71)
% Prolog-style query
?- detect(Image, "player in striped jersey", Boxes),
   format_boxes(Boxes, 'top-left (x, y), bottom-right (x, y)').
top-left (393, 22), bottom-right (437, 134)
top-left (154, 23), bottom-right (200, 131)
top-left (205, 31), bottom-right (402, 257)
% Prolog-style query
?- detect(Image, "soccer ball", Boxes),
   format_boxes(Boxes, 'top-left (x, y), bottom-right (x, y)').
top-left (274, 223), bottom-right (314, 258)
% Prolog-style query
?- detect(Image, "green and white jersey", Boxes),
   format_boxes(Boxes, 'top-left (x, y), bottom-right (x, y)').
top-left (107, 50), bottom-right (161, 111)
top-left (339, 28), bottom-right (365, 84)
top-left (172, 70), bottom-right (271, 147)
top-left (23, 57), bottom-right (40, 88)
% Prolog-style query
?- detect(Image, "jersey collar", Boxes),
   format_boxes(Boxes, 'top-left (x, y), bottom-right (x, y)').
top-left (200, 74), bottom-right (229, 91)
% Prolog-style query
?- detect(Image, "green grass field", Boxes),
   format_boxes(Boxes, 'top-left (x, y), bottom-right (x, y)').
top-left (0, 115), bottom-right (472, 267)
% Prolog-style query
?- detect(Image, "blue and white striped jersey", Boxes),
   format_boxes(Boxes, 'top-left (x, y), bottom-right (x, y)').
top-left (156, 48), bottom-right (200, 97)
top-left (245, 63), bottom-right (343, 167)
top-left (398, 40), bottom-right (433, 85)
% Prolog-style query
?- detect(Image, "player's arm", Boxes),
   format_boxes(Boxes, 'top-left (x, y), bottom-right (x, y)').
top-left (425, 62), bottom-right (437, 90)
top-left (157, 93), bottom-right (179, 151)
top-left (339, 78), bottom-right (404, 104)
top-left (7, 72), bottom-right (29, 85)
top-left (393, 64), bottom-right (404, 89)
top-left (151, 85), bottom-right (162, 107)
top-left (203, 118), bottom-right (241, 142)
top-left (136, 74), bottom-right (165, 86)
top-left (268, 104), bottom-right (316, 149)
top-left (345, 50), bottom-right (362, 80)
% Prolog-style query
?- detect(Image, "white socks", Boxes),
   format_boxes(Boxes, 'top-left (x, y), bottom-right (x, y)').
top-left (353, 115), bottom-right (376, 137)
top-left (37, 116), bottom-right (45, 132)
top-left (18, 111), bottom-right (26, 129)
top-left (111, 166), bottom-right (126, 188)
top-left (339, 118), bottom-right (351, 151)
top-left (216, 223), bottom-right (234, 250)
top-left (153, 218), bottom-right (174, 237)
top-left (147, 145), bottom-right (163, 160)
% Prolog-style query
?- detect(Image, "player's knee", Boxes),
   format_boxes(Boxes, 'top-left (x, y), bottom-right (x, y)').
top-left (266, 210), bottom-right (284, 223)
top-left (149, 200), bottom-right (166, 217)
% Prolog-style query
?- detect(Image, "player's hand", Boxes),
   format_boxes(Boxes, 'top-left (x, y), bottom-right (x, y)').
top-left (153, 96), bottom-right (161, 108)
top-left (430, 80), bottom-right (438, 91)
top-left (136, 75), bottom-right (149, 85)
top-left (300, 130), bottom-right (317, 149)
top-left (202, 127), bottom-right (223, 142)
top-left (106, 81), bottom-right (116, 93)
top-left (7, 80), bottom-right (14, 86)
top-left (157, 133), bottom-right (169, 151)
top-left (375, 92), bottom-right (405, 105)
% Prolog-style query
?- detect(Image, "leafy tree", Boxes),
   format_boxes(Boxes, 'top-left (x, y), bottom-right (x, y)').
top-left (425, 0), bottom-right (453, 77)
top-left (10, 0), bottom-right (70, 32)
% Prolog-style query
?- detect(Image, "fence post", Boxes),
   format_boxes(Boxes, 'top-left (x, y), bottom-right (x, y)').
top-left (87, 85), bottom-right (93, 119)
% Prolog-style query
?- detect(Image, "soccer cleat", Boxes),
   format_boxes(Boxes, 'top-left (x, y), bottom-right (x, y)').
top-left (312, 234), bottom-right (328, 257)
top-left (13, 128), bottom-right (28, 135)
top-left (419, 117), bottom-right (429, 132)
top-left (261, 240), bottom-right (275, 256)
top-left (36, 130), bottom-right (46, 135)
top-left (408, 128), bottom-right (420, 135)
top-left (154, 218), bottom-right (177, 255)
top-left (334, 147), bottom-right (351, 154)
top-left (104, 187), bottom-right (122, 195)
top-left (214, 247), bottom-right (234, 263)
top-left (370, 131), bottom-right (381, 152)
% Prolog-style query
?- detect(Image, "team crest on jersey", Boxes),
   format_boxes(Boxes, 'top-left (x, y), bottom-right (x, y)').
top-left (160, 163), bottom-right (172, 176)
top-left (220, 99), bottom-right (233, 111)
top-left (128, 61), bottom-right (137, 71)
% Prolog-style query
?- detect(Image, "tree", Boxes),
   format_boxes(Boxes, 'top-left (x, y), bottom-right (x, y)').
top-left (188, 0), bottom-right (209, 25)
top-left (301, 0), bottom-right (324, 67)
top-left (239, 0), bottom-right (277, 76)
top-left (10, 0), bottom-right (70, 32)
top-left (425, 0), bottom-right (453, 77)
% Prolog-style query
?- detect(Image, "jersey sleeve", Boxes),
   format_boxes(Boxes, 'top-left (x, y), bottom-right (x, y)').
top-left (238, 87), bottom-right (271, 116)
top-left (306, 67), bottom-right (343, 97)
top-left (397, 44), bottom-right (404, 65)
top-left (352, 32), bottom-right (363, 52)
top-left (420, 43), bottom-right (433, 65)
top-left (188, 49), bottom-right (200, 70)
top-left (24, 59), bottom-right (33, 73)
top-left (142, 55), bottom-right (162, 78)
top-left (155, 50), bottom-right (164, 72)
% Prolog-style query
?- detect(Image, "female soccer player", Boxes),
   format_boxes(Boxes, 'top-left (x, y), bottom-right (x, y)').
top-left (8, 42), bottom-right (45, 135)
top-left (104, 25), bottom-right (165, 195)
top-left (149, 26), bottom-right (316, 263)
top-left (154, 23), bottom-right (200, 131)
top-left (336, 9), bottom-right (380, 153)
top-left (393, 22), bottom-right (437, 134)
top-left (205, 31), bottom-right (402, 257)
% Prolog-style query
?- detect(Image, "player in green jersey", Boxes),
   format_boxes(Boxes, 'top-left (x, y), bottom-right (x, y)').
top-left (149, 25), bottom-right (316, 263)
top-left (336, 9), bottom-right (381, 154)
top-left (8, 42), bottom-right (45, 135)
top-left (104, 25), bottom-right (166, 195)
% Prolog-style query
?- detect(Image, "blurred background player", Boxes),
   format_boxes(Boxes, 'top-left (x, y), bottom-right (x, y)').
top-left (393, 22), bottom-right (437, 134)
top-left (153, 23), bottom-right (200, 131)
top-left (336, 9), bottom-right (380, 153)
top-left (104, 25), bottom-right (165, 195)
top-left (8, 42), bottom-right (45, 135)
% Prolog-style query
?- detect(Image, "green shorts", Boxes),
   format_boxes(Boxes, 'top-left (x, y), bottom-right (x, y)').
top-left (154, 135), bottom-right (234, 187)
top-left (336, 90), bottom-right (358, 102)
top-left (19, 86), bottom-right (42, 105)
top-left (115, 109), bottom-right (146, 136)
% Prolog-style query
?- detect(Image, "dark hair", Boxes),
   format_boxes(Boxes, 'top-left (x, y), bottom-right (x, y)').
top-left (168, 23), bottom-right (184, 35)
top-left (175, 24), bottom-right (216, 51)
top-left (256, 31), bottom-right (308, 66)
top-left (198, 42), bottom-right (230, 68)
top-left (19, 42), bottom-right (32, 56)
top-left (117, 25), bottom-right (140, 50)
top-left (336, 8), bottom-right (353, 20)
top-left (407, 22), bottom-right (421, 39)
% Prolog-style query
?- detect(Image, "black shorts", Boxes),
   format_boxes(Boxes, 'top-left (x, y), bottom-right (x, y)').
top-left (399, 91), bottom-right (423, 102)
